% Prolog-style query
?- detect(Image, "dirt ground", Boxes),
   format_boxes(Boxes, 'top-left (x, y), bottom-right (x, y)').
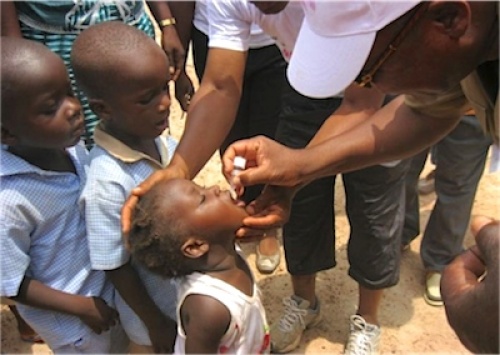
top-left (2, 54), bottom-right (499, 355)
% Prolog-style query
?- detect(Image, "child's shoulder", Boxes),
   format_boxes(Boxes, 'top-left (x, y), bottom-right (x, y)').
top-left (87, 143), bottom-right (133, 176)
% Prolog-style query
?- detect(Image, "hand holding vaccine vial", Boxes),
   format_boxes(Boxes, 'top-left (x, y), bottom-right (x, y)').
top-left (230, 156), bottom-right (246, 198)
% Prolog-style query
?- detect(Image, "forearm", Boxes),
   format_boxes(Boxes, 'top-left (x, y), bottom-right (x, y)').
top-left (147, 1), bottom-right (193, 52)
top-left (306, 85), bottom-right (385, 148)
top-left (170, 49), bottom-right (245, 178)
top-left (107, 263), bottom-right (166, 327)
top-left (1, 1), bottom-right (22, 36)
top-left (12, 277), bottom-right (93, 317)
top-left (166, 1), bottom-right (195, 52)
top-left (295, 96), bottom-right (460, 183)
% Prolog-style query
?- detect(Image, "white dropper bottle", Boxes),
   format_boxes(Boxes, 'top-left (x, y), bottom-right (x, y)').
top-left (230, 156), bottom-right (246, 198)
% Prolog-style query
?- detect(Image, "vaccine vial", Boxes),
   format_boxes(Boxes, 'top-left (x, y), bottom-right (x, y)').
top-left (230, 156), bottom-right (246, 198)
top-left (232, 156), bottom-right (247, 175)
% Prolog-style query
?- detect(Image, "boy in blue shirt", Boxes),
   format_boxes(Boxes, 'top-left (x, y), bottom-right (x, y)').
top-left (74, 22), bottom-right (178, 353)
top-left (0, 37), bottom-right (118, 353)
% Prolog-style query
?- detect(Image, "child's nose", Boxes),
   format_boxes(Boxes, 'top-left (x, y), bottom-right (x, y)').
top-left (66, 98), bottom-right (82, 120)
top-left (158, 91), bottom-right (171, 112)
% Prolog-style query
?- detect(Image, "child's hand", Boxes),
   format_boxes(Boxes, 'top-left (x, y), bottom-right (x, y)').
top-left (79, 297), bottom-right (119, 334)
top-left (146, 315), bottom-right (176, 353)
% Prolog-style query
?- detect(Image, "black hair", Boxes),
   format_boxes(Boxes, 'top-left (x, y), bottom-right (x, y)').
top-left (128, 181), bottom-right (196, 278)
top-left (1, 37), bottom-right (61, 120)
top-left (70, 21), bottom-right (164, 99)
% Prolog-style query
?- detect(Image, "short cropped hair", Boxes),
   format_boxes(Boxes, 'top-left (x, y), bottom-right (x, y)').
top-left (71, 21), bottom-right (160, 99)
top-left (128, 181), bottom-right (195, 278)
top-left (1, 37), bottom-right (60, 119)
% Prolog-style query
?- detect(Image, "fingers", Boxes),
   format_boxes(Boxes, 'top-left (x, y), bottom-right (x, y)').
top-left (222, 138), bottom-right (259, 179)
top-left (238, 214), bottom-right (283, 233)
top-left (180, 92), bottom-right (192, 112)
top-left (441, 245), bottom-right (486, 302)
top-left (164, 43), bottom-right (185, 82)
top-left (170, 67), bottom-right (181, 82)
top-left (121, 171), bottom-right (169, 234)
top-left (470, 215), bottom-right (496, 236)
top-left (172, 51), bottom-right (185, 82)
top-left (474, 219), bottom-right (499, 270)
top-left (121, 194), bottom-right (139, 235)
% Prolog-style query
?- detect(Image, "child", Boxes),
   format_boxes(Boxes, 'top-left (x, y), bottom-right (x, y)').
top-left (0, 37), bottom-right (118, 353)
top-left (73, 22), bottom-right (178, 353)
top-left (2, 0), bottom-right (180, 148)
top-left (129, 178), bottom-right (271, 354)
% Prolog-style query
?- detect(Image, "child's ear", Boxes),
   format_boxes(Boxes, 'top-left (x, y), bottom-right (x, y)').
top-left (88, 98), bottom-right (112, 121)
top-left (1, 126), bottom-right (19, 146)
top-left (181, 237), bottom-right (209, 259)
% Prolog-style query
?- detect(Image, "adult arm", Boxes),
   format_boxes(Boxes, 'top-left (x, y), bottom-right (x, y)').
top-left (146, 1), bottom-right (191, 81)
top-left (122, 47), bottom-right (247, 234)
top-left (107, 262), bottom-right (176, 353)
top-left (1, 1), bottom-right (22, 36)
top-left (441, 216), bottom-right (499, 354)
top-left (225, 95), bottom-right (459, 188)
top-left (224, 87), bottom-right (462, 231)
top-left (146, 1), bottom-right (195, 112)
top-left (11, 277), bottom-right (118, 334)
top-left (180, 294), bottom-right (231, 353)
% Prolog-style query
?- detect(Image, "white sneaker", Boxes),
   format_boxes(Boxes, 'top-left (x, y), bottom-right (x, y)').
top-left (270, 295), bottom-right (321, 353)
top-left (344, 315), bottom-right (381, 355)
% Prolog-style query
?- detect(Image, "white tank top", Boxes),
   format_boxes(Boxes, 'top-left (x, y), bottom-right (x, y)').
top-left (174, 261), bottom-right (270, 354)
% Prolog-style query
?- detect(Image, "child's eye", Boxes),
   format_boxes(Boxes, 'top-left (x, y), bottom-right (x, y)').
top-left (200, 194), bottom-right (206, 205)
top-left (139, 94), bottom-right (155, 105)
top-left (40, 101), bottom-right (59, 115)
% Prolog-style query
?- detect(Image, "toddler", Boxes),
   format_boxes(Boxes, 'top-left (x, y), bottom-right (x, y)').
top-left (129, 179), bottom-right (270, 354)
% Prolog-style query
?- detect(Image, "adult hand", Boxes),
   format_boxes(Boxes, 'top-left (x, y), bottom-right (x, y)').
top-left (222, 135), bottom-right (302, 190)
top-left (236, 185), bottom-right (295, 238)
top-left (80, 297), bottom-right (119, 334)
top-left (175, 71), bottom-right (194, 112)
top-left (121, 164), bottom-right (188, 240)
top-left (160, 26), bottom-right (185, 81)
top-left (441, 215), bottom-right (499, 354)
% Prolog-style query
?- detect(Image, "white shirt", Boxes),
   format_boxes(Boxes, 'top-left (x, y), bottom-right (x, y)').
top-left (80, 127), bottom-right (178, 345)
top-left (205, 0), bottom-right (304, 61)
top-left (194, 0), bottom-right (275, 49)
top-left (0, 143), bottom-right (114, 349)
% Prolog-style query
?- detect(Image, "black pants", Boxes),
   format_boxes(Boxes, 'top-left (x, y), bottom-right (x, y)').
top-left (276, 80), bottom-right (409, 288)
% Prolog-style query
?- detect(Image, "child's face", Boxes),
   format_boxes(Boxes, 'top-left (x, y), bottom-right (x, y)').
top-left (5, 55), bottom-right (84, 148)
top-left (165, 179), bottom-right (249, 238)
top-left (105, 45), bottom-right (171, 139)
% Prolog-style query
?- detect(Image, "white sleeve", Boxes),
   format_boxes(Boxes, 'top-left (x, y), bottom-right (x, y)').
top-left (207, 0), bottom-right (253, 52)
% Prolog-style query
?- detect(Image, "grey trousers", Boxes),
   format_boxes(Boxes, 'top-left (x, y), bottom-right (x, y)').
top-left (402, 115), bottom-right (492, 271)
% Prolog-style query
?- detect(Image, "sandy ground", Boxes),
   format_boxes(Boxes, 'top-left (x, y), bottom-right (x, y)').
top-left (2, 52), bottom-right (499, 355)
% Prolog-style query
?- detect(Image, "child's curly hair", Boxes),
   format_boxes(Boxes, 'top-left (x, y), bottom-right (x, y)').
top-left (128, 183), bottom-right (195, 278)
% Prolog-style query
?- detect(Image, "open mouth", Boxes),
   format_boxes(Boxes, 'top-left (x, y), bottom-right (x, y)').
top-left (228, 191), bottom-right (246, 208)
